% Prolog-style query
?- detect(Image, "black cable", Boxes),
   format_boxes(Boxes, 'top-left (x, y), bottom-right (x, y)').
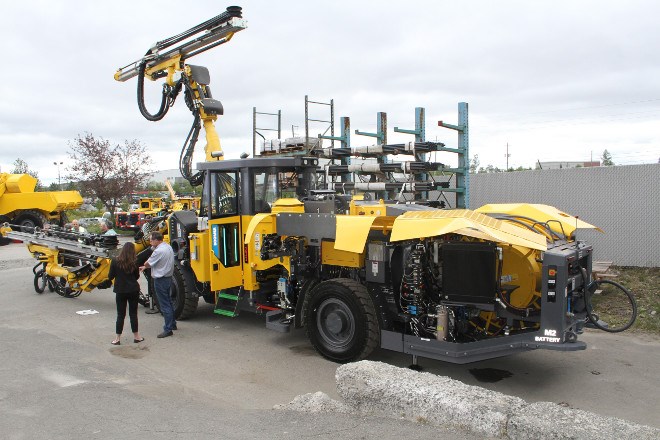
top-left (137, 62), bottom-right (172, 121)
top-left (179, 112), bottom-right (202, 186)
top-left (585, 279), bottom-right (637, 333)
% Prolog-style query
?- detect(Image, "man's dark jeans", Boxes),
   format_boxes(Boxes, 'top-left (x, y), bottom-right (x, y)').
top-left (154, 276), bottom-right (176, 332)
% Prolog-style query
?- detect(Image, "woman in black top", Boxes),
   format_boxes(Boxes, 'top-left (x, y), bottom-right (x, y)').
top-left (108, 242), bottom-right (144, 345)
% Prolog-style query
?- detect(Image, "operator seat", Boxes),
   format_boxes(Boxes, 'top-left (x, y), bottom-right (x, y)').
top-left (188, 65), bottom-right (224, 115)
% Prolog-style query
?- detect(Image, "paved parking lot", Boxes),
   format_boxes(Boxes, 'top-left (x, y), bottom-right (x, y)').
top-left (0, 239), bottom-right (658, 438)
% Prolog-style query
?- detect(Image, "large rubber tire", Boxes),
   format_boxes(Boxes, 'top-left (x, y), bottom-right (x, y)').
top-left (171, 260), bottom-right (199, 320)
top-left (59, 211), bottom-right (69, 227)
top-left (15, 210), bottom-right (48, 232)
top-left (305, 278), bottom-right (379, 363)
top-left (34, 269), bottom-right (47, 293)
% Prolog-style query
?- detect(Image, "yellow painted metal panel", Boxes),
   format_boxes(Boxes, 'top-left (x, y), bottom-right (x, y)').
top-left (334, 215), bottom-right (378, 253)
top-left (271, 198), bottom-right (305, 213)
top-left (5, 174), bottom-right (37, 193)
top-left (349, 199), bottom-right (387, 216)
top-left (209, 216), bottom-right (243, 291)
top-left (189, 231), bottom-right (211, 282)
top-left (243, 213), bottom-right (275, 245)
top-left (321, 240), bottom-right (364, 267)
top-left (243, 213), bottom-right (290, 290)
top-left (475, 203), bottom-right (603, 235)
top-left (390, 209), bottom-right (547, 251)
top-left (500, 245), bottom-right (542, 309)
top-left (0, 191), bottom-right (83, 216)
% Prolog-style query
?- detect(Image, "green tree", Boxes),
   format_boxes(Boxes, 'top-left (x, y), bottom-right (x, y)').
top-left (469, 154), bottom-right (480, 174)
top-left (11, 158), bottom-right (42, 190)
top-left (144, 182), bottom-right (167, 198)
top-left (478, 164), bottom-right (504, 173)
top-left (66, 133), bottom-right (154, 214)
top-left (173, 180), bottom-right (202, 196)
top-left (601, 149), bottom-right (614, 166)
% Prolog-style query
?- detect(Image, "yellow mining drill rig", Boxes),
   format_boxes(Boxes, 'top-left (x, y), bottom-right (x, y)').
top-left (2, 6), bottom-right (637, 364)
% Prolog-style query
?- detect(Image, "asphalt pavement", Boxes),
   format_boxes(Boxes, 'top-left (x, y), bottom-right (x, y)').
top-left (0, 239), bottom-right (658, 439)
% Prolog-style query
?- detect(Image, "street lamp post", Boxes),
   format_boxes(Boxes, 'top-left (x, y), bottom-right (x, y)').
top-left (53, 161), bottom-right (63, 190)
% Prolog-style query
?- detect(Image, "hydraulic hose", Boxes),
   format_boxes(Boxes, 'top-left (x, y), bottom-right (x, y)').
top-left (152, 6), bottom-right (243, 52)
top-left (179, 112), bottom-right (203, 186)
top-left (137, 62), bottom-right (172, 121)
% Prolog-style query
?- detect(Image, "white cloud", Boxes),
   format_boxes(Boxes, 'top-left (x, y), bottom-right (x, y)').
top-left (1, 0), bottom-right (658, 181)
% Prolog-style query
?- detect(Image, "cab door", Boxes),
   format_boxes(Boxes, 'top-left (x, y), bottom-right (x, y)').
top-left (206, 170), bottom-right (243, 291)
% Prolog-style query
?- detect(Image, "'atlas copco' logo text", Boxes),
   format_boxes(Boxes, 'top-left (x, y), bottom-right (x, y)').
top-left (535, 329), bottom-right (560, 343)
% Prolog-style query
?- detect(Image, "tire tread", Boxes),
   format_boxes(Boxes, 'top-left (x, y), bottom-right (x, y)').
top-left (306, 277), bottom-right (380, 362)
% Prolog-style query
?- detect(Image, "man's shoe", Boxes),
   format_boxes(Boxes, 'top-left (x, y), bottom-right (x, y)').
top-left (145, 308), bottom-right (160, 314)
top-left (157, 331), bottom-right (173, 338)
top-left (172, 325), bottom-right (178, 331)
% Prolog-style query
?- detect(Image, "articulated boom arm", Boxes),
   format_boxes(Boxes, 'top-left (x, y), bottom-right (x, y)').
top-left (113, 6), bottom-right (245, 83)
top-left (114, 6), bottom-right (247, 185)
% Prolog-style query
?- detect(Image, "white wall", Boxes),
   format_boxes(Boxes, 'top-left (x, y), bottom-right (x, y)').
top-left (467, 163), bottom-right (660, 267)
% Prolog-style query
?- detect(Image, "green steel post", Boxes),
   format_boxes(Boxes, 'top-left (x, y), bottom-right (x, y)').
top-left (438, 102), bottom-right (469, 208)
top-left (457, 102), bottom-right (469, 208)
top-left (355, 112), bottom-right (388, 199)
top-left (394, 107), bottom-right (426, 200)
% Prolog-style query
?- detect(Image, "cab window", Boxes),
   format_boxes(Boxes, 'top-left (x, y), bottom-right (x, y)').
top-left (201, 171), bottom-right (238, 219)
top-left (253, 169), bottom-right (279, 213)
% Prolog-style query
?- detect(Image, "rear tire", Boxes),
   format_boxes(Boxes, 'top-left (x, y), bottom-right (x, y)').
top-left (305, 278), bottom-right (379, 363)
top-left (59, 211), bottom-right (69, 227)
top-left (15, 210), bottom-right (48, 232)
top-left (171, 261), bottom-right (199, 320)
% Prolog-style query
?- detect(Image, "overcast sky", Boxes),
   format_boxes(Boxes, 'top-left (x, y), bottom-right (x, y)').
top-left (1, 0), bottom-right (658, 184)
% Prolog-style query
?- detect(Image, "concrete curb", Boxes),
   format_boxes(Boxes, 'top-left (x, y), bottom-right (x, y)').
top-left (276, 361), bottom-right (660, 439)
top-left (336, 360), bottom-right (525, 438)
top-left (507, 401), bottom-right (660, 440)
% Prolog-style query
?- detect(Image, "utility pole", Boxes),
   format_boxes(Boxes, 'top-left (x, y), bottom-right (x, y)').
top-left (53, 161), bottom-right (63, 190)
top-left (505, 143), bottom-right (511, 170)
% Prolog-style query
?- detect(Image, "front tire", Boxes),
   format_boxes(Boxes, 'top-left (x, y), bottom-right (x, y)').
top-left (305, 278), bottom-right (379, 363)
top-left (170, 261), bottom-right (199, 320)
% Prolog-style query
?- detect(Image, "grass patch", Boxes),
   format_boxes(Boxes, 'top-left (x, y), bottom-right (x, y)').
top-left (611, 266), bottom-right (660, 335)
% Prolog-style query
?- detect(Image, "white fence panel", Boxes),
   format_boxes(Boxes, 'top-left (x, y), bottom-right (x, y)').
top-left (468, 164), bottom-right (660, 267)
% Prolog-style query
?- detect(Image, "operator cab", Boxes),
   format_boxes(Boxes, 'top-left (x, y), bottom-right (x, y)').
top-left (197, 156), bottom-right (319, 219)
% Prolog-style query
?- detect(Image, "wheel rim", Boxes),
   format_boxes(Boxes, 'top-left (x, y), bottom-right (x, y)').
top-left (316, 298), bottom-right (355, 351)
top-left (21, 219), bottom-right (37, 231)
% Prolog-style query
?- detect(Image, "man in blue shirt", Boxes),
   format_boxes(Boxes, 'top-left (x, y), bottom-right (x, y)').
top-left (100, 220), bottom-right (118, 236)
top-left (140, 231), bottom-right (176, 338)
